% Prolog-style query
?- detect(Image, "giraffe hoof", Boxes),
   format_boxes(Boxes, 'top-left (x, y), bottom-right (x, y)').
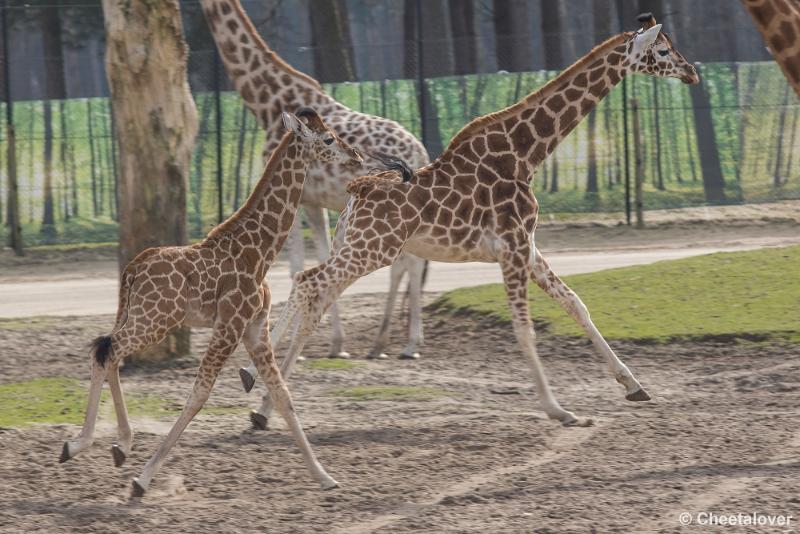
top-left (111, 444), bottom-right (127, 467)
top-left (250, 410), bottom-right (269, 431)
top-left (239, 367), bottom-right (256, 393)
top-left (367, 352), bottom-right (389, 360)
top-left (59, 442), bottom-right (73, 463)
top-left (131, 478), bottom-right (146, 498)
top-left (562, 417), bottom-right (594, 428)
top-left (328, 351), bottom-right (351, 359)
top-left (399, 352), bottom-right (420, 360)
top-left (320, 478), bottom-right (340, 490)
top-left (626, 388), bottom-right (651, 402)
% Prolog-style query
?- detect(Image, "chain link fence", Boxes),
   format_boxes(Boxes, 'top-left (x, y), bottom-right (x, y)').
top-left (0, 0), bottom-right (798, 247)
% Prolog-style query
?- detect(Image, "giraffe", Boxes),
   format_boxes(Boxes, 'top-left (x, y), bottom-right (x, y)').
top-left (262, 15), bottom-right (700, 429)
top-left (59, 109), bottom-right (362, 497)
top-left (200, 0), bottom-right (430, 373)
top-left (741, 0), bottom-right (800, 96)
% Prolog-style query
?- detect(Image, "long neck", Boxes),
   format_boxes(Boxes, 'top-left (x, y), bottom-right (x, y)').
top-left (200, 0), bottom-right (333, 143)
top-left (742, 0), bottom-right (800, 95)
top-left (207, 132), bottom-right (308, 265)
top-left (440, 34), bottom-right (630, 181)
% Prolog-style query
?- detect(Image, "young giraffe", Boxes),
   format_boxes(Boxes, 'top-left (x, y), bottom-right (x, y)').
top-left (741, 0), bottom-right (800, 95)
top-left (59, 109), bottom-right (362, 497)
top-left (265, 15), bottom-right (700, 428)
top-left (200, 0), bottom-right (430, 368)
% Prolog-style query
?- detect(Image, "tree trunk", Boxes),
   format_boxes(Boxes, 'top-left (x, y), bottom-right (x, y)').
top-left (688, 73), bottom-right (726, 203)
top-left (586, 110), bottom-right (598, 193)
top-left (308, 0), bottom-right (356, 82)
top-left (232, 104), bottom-right (248, 210)
top-left (651, 78), bottom-right (664, 190)
top-left (191, 95), bottom-right (213, 234)
top-left (87, 99), bottom-right (99, 217)
top-left (59, 100), bottom-right (70, 222)
top-left (450, 0), bottom-right (477, 75)
top-left (41, 101), bottom-right (56, 238)
top-left (773, 84), bottom-right (791, 186)
top-left (103, 0), bottom-right (198, 363)
top-left (493, 0), bottom-right (533, 72)
top-left (632, 99), bottom-right (644, 228)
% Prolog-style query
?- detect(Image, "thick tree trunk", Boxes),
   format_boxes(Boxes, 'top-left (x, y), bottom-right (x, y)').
top-left (41, 101), bottom-right (56, 238)
top-left (308, 0), bottom-right (356, 82)
top-left (87, 99), bottom-right (98, 217)
top-left (103, 0), bottom-right (198, 363)
top-left (493, 0), bottom-right (533, 72)
top-left (773, 84), bottom-right (791, 187)
top-left (688, 75), bottom-right (726, 203)
top-left (449, 0), bottom-right (477, 75)
top-left (586, 110), bottom-right (598, 193)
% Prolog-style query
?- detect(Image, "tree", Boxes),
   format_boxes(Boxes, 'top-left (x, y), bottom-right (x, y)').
top-left (450, 0), bottom-right (478, 75)
top-left (308, 0), bottom-right (356, 83)
top-left (541, 2), bottom-right (563, 193)
top-left (493, 0), bottom-right (533, 73)
top-left (103, 0), bottom-right (198, 363)
top-left (688, 72), bottom-right (726, 203)
top-left (40, 4), bottom-right (66, 240)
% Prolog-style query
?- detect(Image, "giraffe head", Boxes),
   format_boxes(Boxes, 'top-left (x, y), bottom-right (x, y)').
top-left (626, 13), bottom-right (699, 85)
top-left (281, 107), bottom-right (363, 167)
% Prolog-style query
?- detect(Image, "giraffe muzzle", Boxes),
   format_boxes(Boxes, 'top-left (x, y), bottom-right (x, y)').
top-left (681, 64), bottom-right (700, 85)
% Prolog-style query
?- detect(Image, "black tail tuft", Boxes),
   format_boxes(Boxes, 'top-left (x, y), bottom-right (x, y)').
top-left (90, 335), bottom-right (113, 368)
top-left (366, 151), bottom-right (414, 182)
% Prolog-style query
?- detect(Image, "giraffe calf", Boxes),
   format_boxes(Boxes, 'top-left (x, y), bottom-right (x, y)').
top-left (60, 107), bottom-right (363, 498)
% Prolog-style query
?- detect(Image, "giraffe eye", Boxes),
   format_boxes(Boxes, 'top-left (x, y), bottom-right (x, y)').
top-left (324, 138), bottom-right (334, 145)
top-left (657, 49), bottom-right (669, 57)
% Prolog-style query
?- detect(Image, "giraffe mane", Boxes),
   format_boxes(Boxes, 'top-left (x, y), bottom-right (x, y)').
top-left (207, 130), bottom-right (295, 239)
top-left (442, 32), bottom-right (632, 154)
top-left (227, 1), bottom-right (322, 90)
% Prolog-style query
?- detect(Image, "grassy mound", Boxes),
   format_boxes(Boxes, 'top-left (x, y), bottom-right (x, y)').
top-left (430, 246), bottom-right (800, 343)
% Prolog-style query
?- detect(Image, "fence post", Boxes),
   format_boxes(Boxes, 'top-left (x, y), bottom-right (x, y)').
top-left (631, 98), bottom-right (644, 229)
top-left (2, 0), bottom-right (22, 255)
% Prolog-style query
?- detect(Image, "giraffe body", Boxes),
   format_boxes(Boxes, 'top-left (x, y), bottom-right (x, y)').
top-left (201, 0), bottom-right (430, 368)
top-left (60, 109), bottom-right (362, 497)
top-left (741, 0), bottom-right (800, 96)
top-left (265, 16), bottom-right (698, 429)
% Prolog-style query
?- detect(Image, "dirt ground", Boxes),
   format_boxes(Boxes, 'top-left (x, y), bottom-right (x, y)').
top-left (1, 293), bottom-right (799, 533)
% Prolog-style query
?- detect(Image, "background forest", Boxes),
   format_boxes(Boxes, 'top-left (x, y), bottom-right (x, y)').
top-left (1, 0), bottom-right (798, 246)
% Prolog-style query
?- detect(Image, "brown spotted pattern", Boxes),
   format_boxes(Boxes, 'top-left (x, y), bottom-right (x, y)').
top-left (66, 111), bottom-right (358, 495)
top-left (201, 0), bottom-right (430, 360)
top-left (742, 0), bottom-right (800, 95)
top-left (273, 21), bottom-right (700, 427)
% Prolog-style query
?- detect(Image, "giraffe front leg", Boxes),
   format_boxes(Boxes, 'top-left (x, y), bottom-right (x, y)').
top-left (500, 248), bottom-right (592, 427)
top-left (131, 323), bottom-right (240, 498)
top-left (532, 249), bottom-right (649, 401)
top-left (306, 205), bottom-right (349, 359)
top-left (244, 312), bottom-right (338, 489)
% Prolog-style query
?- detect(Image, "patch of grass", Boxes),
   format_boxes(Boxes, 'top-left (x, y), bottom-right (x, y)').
top-left (331, 385), bottom-right (453, 402)
top-left (0, 377), bottom-right (238, 428)
top-left (0, 316), bottom-right (67, 331)
top-left (430, 246), bottom-right (800, 343)
top-left (303, 358), bottom-right (363, 371)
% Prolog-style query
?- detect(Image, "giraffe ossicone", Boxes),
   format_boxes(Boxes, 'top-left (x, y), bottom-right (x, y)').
top-left (265, 15), bottom-right (698, 430)
top-left (61, 108), bottom-right (360, 498)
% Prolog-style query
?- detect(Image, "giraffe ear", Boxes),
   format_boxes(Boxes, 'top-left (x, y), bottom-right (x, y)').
top-left (281, 111), bottom-right (312, 139)
top-left (633, 24), bottom-right (662, 54)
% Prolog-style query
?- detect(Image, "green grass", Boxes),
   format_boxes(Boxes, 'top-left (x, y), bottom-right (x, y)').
top-left (430, 246), bottom-right (800, 343)
top-left (0, 377), bottom-right (237, 428)
top-left (330, 385), bottom-right (453, 402)
top-left (0, 316), bottom-right (66, 331)
top-left (303, 358), bottom-right (363, 371)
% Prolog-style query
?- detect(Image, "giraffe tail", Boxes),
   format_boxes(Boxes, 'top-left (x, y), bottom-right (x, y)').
top-left (90, 261), bottom-right (138, 368)
top-left (90, 335), bottom-right (114, 368)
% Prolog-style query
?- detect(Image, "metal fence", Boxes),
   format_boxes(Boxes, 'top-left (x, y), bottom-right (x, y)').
top-left (1, 0), bottom-right (798, 247)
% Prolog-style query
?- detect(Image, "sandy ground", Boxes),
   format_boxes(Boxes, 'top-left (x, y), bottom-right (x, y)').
top-left (1, 292), bottom-right (799, 533)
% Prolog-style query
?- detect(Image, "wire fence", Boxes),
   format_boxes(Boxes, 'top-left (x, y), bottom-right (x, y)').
top-left (1, 0), bottom-right (798, 247)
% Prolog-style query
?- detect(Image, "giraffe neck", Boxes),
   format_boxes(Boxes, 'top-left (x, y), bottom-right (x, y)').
top-left (440, 34), bottom-right (630, 181)
top-left (200, 0), bottom-right (334, 144)
top-left (207, 132), bottom-right (308, 267)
